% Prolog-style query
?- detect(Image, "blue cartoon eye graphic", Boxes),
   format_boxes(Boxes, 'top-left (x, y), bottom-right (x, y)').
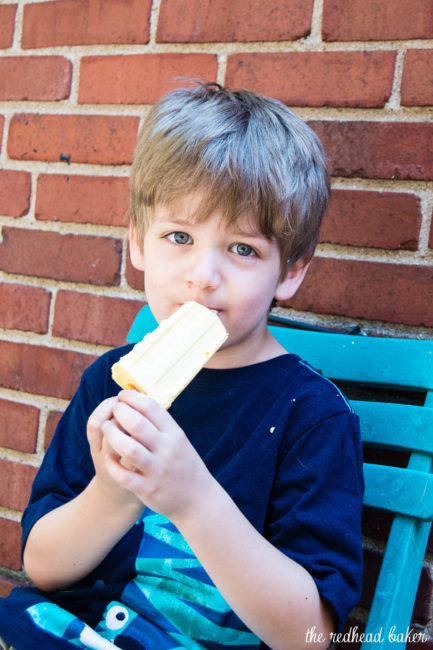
top-left (95, 601), bottom-right (139, 641)
top-left (105, 604), bottom-right (130, 630)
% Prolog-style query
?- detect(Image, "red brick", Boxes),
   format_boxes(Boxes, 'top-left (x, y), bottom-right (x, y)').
top-left (0, 56), bottom-right (71, 101)
top-left (285, 257), bottom-right (433, 327)
top-left (0, 227), bottom-right (122, 286)
top-left (0, 518), bottom-right (21, 571)
top-left (36, 174), bottom-right (129, 227)
top-left (0, 399), bottom-right (39, 453)
top-left (157, 0), bottom-right (313, 42)
top-left (0, 283), bottom-right (51, 333)
top-left (226, 51), bottom-right (395, 108)
top-left (79, 54), bottom-right (218, 105)
top-left (321, 190), bottom-right (422, 250)
top-left (0, 169), bottom-right (31, 217)
top-left (0, 460), bottom-right (38, 512)
top-left (53, 291), bottom-right (145, 347)
top-left (8, 114), bottom-right (138, 166)
top-left (0, 341), bottom-right (97, 400)
top-left (0, 575), bottom-right (26, 598)
top-left (45, 410), bottom-right (63, 450)
top-left (0, 4), bottom-right (16, 49)
top-left (401, 50), bottom-right (433, 107)
top-left (22, 0), bottom-right (151, 48)
top-left (309, 121), bottom-right (433, 181)
top-left (126, 251), bottom-right (144, 291)
top-left (323, 0), bottom-right (433, 41)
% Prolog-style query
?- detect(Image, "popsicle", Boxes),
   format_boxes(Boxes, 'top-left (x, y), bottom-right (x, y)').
top-left (111, 301), bottom-right (228, 408)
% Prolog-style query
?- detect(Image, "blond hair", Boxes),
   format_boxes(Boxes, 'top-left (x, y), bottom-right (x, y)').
top-left (128, 82), bottom-right (330, 272)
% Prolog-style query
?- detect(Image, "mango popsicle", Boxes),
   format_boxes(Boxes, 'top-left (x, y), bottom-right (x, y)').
top-left (111, 301), bottom-right (228, 408)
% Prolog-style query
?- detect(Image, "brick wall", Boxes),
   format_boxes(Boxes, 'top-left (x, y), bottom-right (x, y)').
top-left (0, 0), bottom-right (432, 642)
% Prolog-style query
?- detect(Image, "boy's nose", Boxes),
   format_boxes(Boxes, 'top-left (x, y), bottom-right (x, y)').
top-left (185, 249), bottom-right (221, 291)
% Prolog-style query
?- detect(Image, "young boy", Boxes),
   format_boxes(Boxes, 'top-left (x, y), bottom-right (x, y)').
top-left (0, 82), bottom-right (363, 650)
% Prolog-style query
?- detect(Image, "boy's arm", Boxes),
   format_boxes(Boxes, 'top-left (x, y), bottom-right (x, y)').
top-left (103, 390), bottom-right (334, 650)
top-left (175, 477), bottom-right (335, 650)
top-left (23, 397), bottom-right (144, 592)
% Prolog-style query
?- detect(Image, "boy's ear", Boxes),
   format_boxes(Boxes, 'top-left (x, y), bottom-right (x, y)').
top-left (274, 258), bottom-right (311, 301)
top-left (129, 223), bottom-right (145, 271)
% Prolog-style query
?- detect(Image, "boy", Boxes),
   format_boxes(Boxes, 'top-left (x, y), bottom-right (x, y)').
top-left (0, 82), bottom-right (363, 649)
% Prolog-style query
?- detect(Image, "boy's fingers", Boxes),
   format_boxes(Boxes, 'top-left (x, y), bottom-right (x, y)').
top-left (88, 397), bottom-right (118, 428)
top-left (104, 452), bottom-right (147, 495)
top-left (102, 419), bottom-right (153, 473)
top-left (87, 397), bottom-right (118, 450)
top-left (102, 431), bottom-right (136, 472)
top-left (117, 390), bottom-right (175, 430)
top-left (112, 400), bottom-right (159, 449)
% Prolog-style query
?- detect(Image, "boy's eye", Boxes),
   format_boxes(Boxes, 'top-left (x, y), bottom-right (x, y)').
top-left (167, 231), bottom-right (192, 245)
top-left (231, 243), bottom-right (255, 257)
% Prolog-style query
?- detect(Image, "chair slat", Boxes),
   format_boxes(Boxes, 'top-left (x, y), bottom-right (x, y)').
top-left (363, 464), bottom-right (433, 519)
top-left (269, 325), bottom-right (433, 391)
top-left (351, 401), bottom-right (433, 452)
top-left (362, 515), bottom-right (432, 648)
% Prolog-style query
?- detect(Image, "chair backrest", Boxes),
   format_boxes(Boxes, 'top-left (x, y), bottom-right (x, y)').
top-left (128, 306), bottom-right (433, 648)
top-left (268, 324), bottom-right (433, 393)
top-left (266, 325), bottom-right (433, 648)
top-left (267, 325), bottom-right (433, 513)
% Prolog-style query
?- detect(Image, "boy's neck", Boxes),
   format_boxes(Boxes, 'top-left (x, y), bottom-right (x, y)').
top-left (205, 328), bottom-right (287, 370)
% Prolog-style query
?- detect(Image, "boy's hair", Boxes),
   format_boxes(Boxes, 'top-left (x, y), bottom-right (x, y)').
top-left (128, 81), bottom-right (330, 271)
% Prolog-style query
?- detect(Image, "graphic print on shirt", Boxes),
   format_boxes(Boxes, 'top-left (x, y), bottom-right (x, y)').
top-left (26, 509), bottom-right (260, 648)
top-left (26, 602), bottom-right (115, 649)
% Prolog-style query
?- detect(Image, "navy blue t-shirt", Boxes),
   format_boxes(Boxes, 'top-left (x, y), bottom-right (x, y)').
top-left (0, 346), bottom-right (364, 649)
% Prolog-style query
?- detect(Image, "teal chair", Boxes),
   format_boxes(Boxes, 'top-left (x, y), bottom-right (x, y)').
top-left (128, 306), bottom-right (433, 648)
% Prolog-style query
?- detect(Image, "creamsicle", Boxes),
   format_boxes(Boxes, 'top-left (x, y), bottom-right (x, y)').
top-left (111, 301), bottom-right (228, 408)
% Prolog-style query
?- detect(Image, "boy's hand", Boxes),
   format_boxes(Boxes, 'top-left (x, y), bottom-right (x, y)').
top-left (101, 390), bottom-right (215, 523)
top-left (87, 397), bottom-right (143, 510)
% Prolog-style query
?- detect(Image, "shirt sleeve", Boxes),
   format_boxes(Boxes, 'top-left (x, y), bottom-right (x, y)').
top-left (266, 408), bottom-right (364, 632)
top-left (20, 350), bottom-right (121, 556)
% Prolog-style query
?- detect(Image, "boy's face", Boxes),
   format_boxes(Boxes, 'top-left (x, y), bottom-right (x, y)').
top-left (130, 192), bottom-right (308, 368)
